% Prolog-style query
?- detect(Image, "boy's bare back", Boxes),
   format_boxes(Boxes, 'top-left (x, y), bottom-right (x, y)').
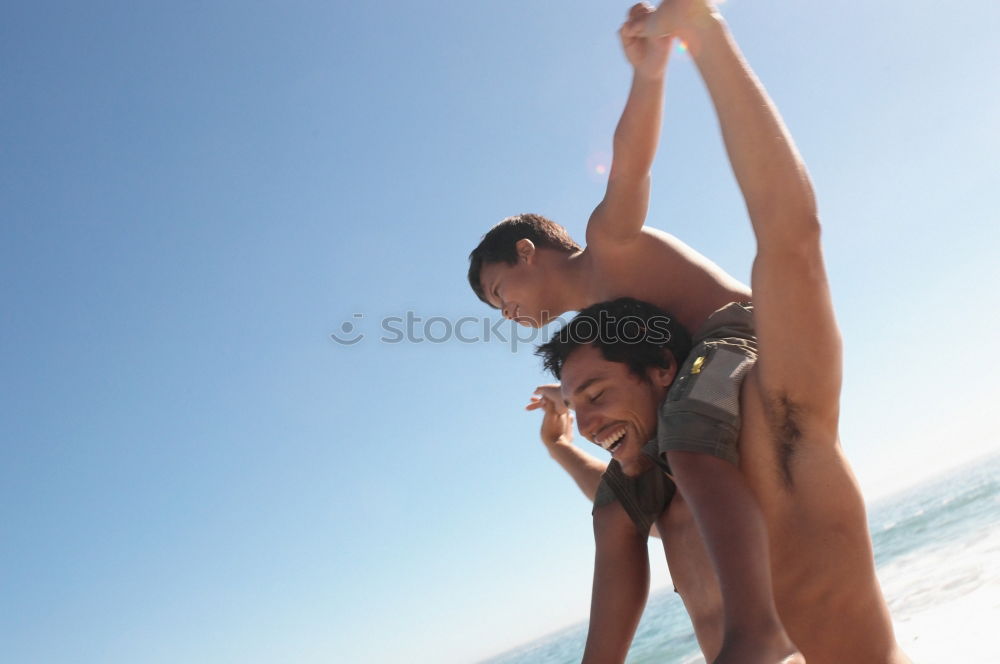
top-left (579, 226), bottom-right (749, 333)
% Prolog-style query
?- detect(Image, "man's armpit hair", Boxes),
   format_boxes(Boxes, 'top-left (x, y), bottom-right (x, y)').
top-left (766, 393), bottom-right (803, 490)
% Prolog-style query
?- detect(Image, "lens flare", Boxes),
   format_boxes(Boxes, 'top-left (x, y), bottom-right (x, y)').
top-left (586, 150), bottom-right (611, 182)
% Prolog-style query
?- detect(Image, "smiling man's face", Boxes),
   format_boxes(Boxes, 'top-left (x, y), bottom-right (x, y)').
top-left (559, 343), bottom-right (676, 476)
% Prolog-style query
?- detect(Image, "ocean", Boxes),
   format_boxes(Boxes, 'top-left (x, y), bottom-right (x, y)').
top-left (482, 452), bottom-right (1000, 663)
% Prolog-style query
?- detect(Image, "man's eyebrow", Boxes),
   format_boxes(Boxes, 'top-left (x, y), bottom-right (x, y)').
top-left (572, 376), bottom-right (603, 397)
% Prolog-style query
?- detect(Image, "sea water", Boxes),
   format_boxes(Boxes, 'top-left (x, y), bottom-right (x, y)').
top-left (483, 452), bottom-right (1000, 663)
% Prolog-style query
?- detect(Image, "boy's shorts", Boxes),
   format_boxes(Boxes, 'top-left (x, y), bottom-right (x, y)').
top-left (592, 302), bottom-right (756, 532)
top-left (657, 301), bottom-right (757, 467)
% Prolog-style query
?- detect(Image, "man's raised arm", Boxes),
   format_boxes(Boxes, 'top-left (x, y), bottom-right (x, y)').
top-left (646, 2), bottom-right (841, 419)
top-left (527, 384), bottom-right (606, 501)
top-left (586, 3), bottom-right (674, 247)
top-left (527, 384), bottom-right (666, 539)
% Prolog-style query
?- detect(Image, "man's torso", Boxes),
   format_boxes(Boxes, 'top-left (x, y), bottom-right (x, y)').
top-left (658, 373), bottom-right (909, 664)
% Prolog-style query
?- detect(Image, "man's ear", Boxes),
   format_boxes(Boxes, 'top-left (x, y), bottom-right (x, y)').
top-left (515, 238), bottom-right (536, 263)
top-left (649, 352), bottom-right (679, 389)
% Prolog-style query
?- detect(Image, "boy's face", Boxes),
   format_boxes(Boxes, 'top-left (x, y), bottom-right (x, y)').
top-left (559, 344), bottom-right (675, 476)
top-left (478, 259), bottom-right (556, 328)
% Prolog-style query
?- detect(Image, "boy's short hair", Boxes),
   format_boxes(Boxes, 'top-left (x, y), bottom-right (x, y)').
top-left (467, 213), bottom-right (582, 306)
top-left (536, 297), bottom-right (692, 381)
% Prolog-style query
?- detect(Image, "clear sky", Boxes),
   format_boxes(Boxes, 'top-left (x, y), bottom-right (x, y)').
top-left (2, 1), bottom-right (999, 663)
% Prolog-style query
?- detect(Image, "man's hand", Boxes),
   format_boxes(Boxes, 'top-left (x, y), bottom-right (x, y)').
top-left (640, 0), bottom-right (719, 47)
top-left (527, 384), bottom-right (607, 502)
top-left (526, 383), bottom-right (574, 449)
top-left (619, 3), bottom-right (673, 79)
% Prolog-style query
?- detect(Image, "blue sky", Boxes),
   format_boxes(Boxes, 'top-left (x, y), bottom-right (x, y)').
top-left (2, 1), bottom-right (999, 663)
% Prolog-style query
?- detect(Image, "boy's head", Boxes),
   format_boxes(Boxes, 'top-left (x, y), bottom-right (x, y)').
top-left (535, 298), bottom-right (691, 474)
top-left (468, 213), bottom-right (582, 327)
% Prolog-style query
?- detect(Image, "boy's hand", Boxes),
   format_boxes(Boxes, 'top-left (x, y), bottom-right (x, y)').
top-left (619, 3), bottom-right (673, 79)
top-left (639, 0), bottom-right (719, 43)
top-left (526, 383), bottom-right (574, 449)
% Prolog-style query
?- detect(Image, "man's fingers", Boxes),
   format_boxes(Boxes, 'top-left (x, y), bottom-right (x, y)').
top-left (527, 395), bottom-right (558, 412)
top-left (628, 2), bottom-right (654, 21)
top-left (620, 19), bottom-right (641, 39)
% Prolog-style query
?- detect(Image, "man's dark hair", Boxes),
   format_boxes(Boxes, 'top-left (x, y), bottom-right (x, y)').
top-left (536, 297), bottom-right (692, 381)
top-left (467, 213), bottom-right (582, 307)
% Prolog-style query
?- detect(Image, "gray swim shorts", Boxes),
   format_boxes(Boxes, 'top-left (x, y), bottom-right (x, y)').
top-left (657, 301), bottom-right (757, 467)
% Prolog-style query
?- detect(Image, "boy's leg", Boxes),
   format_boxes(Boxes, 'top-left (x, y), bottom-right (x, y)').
top-left (666, 452), bottom-right (799, 663)
top-left (658, 304), bottom-right (802, 663)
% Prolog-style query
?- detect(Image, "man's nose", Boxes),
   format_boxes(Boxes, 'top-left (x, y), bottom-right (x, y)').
top-left (574, 408), bottom-right (596, 442)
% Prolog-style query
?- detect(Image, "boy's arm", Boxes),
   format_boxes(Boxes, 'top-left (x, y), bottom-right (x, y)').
top-left (648, 4), bottom-right (841, 419)
top-left (582, 503), bottom-right (650, 664)
top-left (586, 4), bottom-right (674, 248)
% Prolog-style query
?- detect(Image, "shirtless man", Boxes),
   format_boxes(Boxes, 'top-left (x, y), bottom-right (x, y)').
top-left (528, 4), bottom-right (911, 662)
